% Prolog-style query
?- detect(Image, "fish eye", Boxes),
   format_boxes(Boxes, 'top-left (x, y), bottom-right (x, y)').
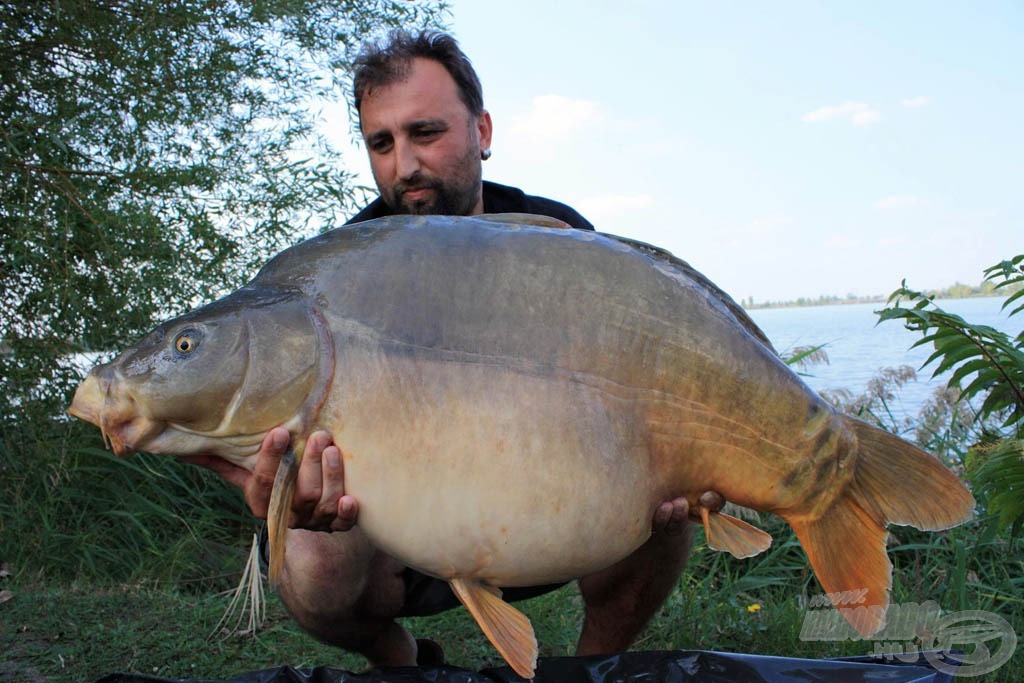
top-left (173, 332), bottom-right (198, 355)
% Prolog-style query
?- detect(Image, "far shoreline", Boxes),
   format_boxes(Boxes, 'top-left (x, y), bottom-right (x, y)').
top-left (743, 284), bottom-right (1014, 311)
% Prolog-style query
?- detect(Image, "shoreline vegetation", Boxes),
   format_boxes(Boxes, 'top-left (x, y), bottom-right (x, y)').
top-left (743, 281), bottom-right (1017, 310)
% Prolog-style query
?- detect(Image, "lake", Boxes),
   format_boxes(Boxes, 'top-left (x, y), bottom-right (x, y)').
top-left (747, 297), bottom-right (1020, 423)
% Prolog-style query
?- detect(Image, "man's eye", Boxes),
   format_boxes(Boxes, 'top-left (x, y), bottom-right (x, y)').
top-left (414, 129), bottom-right (443, 141)
top-left (370, 139), bottom-right (393, 153)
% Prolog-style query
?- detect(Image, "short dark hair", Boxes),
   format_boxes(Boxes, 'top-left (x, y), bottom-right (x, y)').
top-left (352, 29), bottom-right (485, 122)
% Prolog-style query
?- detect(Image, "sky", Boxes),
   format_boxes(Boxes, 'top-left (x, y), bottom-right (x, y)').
top-left (323, 1), bottom-right (1023, 303)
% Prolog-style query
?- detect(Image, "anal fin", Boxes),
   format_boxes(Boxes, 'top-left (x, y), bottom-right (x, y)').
top-left (701, 507), bottom-right (773, 559)
top-left (450, 578), bottom-right (538, 679)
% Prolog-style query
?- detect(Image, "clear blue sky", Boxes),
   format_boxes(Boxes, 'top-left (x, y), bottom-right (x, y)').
top-left (326, 1), bottom-right (1023, 303)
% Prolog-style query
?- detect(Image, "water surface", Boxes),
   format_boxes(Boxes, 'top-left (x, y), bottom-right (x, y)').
top-left (748, 297), bottom-right (1019, 423)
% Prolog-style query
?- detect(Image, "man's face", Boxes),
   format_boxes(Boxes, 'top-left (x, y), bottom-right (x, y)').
top-left (359, 57), bottom-right (492, 216)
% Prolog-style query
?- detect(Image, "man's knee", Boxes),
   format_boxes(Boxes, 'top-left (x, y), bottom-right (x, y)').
top-left (274, 529), bottom-right (406, 648)
top-left (579, 522), bottom-right (695, 625)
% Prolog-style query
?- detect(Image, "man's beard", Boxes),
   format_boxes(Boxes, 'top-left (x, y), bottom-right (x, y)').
top-left (384, 149), bottom-right (482, 216)
top-left (392, 174), bottom-right (477, 216)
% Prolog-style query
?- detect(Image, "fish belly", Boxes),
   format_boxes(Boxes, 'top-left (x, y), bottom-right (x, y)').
top-left (329, 348), bottom-right (656, 586)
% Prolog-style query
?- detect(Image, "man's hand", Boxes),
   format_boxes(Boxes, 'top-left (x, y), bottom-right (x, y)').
top-left (184, 428), bottom-right (358, 532)
top-left (652, 496), bottom-right (690, 536)
top-left (290, 430), bottom-right (358, 532)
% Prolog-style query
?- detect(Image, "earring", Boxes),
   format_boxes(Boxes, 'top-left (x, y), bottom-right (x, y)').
top-left (481, 149), bottom-right (492, 160)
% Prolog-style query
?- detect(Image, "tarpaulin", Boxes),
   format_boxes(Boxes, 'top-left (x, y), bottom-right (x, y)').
top-left (94, 649), bottom-right (958, 683)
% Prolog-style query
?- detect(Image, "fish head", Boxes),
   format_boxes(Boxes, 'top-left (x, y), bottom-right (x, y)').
top-left (69, 287), bottom-right (334, 467)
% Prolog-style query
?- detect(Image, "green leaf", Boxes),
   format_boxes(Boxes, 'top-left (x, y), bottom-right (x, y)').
top-left (970, 439), bottom-right (1024, 530)
top-left (949, 358), bottom-right (996, 388)
top-left (880, 256), bottom-right (1024, 532)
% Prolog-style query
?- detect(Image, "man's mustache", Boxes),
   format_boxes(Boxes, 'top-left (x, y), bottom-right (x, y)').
top-left (395, 174), bottom-right (442, 196)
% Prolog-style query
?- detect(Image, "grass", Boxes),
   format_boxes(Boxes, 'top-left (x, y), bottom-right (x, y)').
top-left (1, 582), bottom-right (361, 681)
top-left (0, 572), bottom-right (957, 683)
top-left (3, 513), bottom-right (1022, 682)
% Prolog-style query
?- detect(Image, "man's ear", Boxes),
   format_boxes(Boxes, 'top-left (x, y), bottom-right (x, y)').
top-left (477, 110), bottom-right (493, 153)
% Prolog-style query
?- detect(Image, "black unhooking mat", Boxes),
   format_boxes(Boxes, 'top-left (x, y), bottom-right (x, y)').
top-left (93, 649), bottom-right (958, 683)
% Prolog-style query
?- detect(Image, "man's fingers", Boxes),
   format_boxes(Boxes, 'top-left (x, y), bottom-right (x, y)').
top-left (244, 427), bottom-right (290, 518)
top-left (290, 431), bottom-right (351, 531)
top-left (223, 427), bottom-right (353, 531)
top-left (664, 496), bottom-right (689, 536)
top-left (304, 442), bottom-right (345, 529)
top-left (332, 494), bottom-right (359, 532)
top-left (313, 443), bottom-right (358, 532)
top-left (316, 444), bottom-right (346, 512)
top-left (294, 431), bottom-right (332, 513)
top-left (653, 497), bottom-right (690, 536)
top-left (653, 501), bottom-right (674, 531)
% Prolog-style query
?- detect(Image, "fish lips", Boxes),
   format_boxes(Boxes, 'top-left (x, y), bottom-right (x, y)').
top-left (69, 407), bottom-right (157, 458)
top-left (68, 374), bottom-right (161, 457)
top-left (98, 413), bottom-right (164, 458)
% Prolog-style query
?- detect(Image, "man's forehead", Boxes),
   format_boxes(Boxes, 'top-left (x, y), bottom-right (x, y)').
top-left (359, 58), bottom-right (467, 131)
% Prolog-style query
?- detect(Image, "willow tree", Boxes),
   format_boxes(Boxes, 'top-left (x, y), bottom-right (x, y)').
top-left (0, 0), bottom-right (445, 423)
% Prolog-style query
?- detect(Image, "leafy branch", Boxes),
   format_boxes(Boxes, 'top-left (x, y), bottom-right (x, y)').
top-left (878, 255), bottom-right (1024, 531)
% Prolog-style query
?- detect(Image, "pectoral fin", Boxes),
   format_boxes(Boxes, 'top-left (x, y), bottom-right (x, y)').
top-left (266, 445), bottom-right (300, 587)
top-left (450, 578), bottom-right (537, 679)
top-left (700, 507), bottom-right (772, 559)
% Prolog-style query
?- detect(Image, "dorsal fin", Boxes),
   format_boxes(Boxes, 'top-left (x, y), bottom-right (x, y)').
top-left (476, 213), bottom-right (572, 229)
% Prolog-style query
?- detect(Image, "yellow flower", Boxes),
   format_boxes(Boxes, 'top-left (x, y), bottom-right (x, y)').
top-left (747, 603), bottom-right (762, 613)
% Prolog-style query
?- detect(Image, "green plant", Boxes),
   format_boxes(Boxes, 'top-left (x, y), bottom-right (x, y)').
top-left (878, 255), bottom-right (1024, 532)
top-left (0, 422), bottom-right (255, 588)
top-left (820, 366), bottom-right (920, 441)
top-left (0, 0), bottom-right (447, 424)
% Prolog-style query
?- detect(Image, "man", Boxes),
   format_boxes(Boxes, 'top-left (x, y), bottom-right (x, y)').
top-left (188, 29), bottom-right (695, 668)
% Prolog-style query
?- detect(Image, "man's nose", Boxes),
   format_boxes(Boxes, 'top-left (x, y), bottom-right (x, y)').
top-left (394, 138), bottom-right (420, 180)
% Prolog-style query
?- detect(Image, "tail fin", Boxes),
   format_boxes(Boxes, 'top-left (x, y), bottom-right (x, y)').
top-left (786, 417), bottom-right (975, 637)
top-left (787, 490), bottom-right (892, 635)
top-left (846, 418), bottom-right (975, 531)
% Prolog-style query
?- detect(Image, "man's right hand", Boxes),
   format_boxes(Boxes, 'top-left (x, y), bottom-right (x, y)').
top-left (184, 427), bottom-right (358, 532)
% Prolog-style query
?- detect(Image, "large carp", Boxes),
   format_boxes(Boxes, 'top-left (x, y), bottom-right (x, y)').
top-left (70, 214), bottom-right (974, 678)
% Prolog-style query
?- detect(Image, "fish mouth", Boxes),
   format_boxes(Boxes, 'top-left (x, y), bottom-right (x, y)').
top-left (68, 372), bottom-right (161, 457)
top-left (68, 372), bottom-right (105, 424)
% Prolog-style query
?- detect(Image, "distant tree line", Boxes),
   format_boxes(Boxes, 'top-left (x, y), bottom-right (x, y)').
top-left (744, 278), bottom-right (1018, 310)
